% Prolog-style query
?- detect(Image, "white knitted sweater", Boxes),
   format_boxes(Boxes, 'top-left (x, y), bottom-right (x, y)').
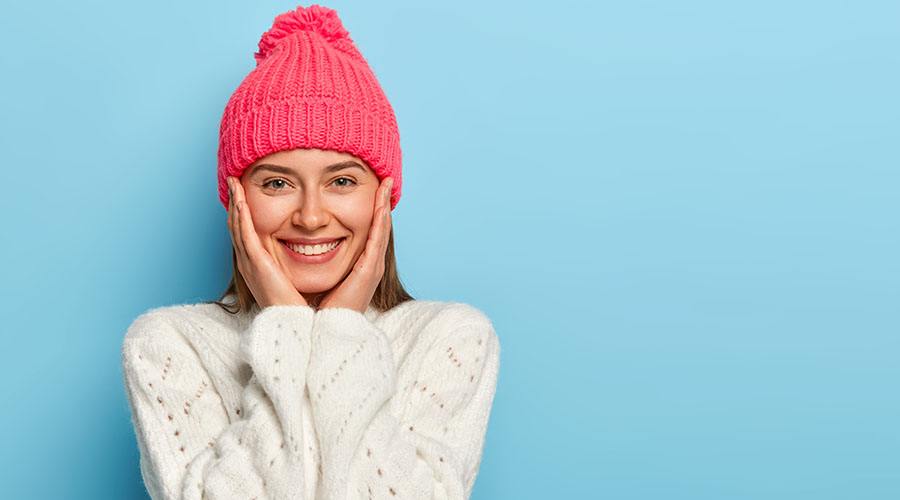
top-left (121, 296), bottom-right (500, 500)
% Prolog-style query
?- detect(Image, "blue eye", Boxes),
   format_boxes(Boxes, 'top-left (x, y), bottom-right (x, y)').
top-left (262, 177), bottom-right (356, 190)
top-left (263, 179), bottom-right (287, 190)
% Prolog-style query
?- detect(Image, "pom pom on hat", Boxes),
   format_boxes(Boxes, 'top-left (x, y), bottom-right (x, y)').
top-left (255, 4), bottom-right (353, 65)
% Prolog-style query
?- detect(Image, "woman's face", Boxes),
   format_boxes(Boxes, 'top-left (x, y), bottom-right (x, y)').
top-left (239, 147), bottom-right (379, 304)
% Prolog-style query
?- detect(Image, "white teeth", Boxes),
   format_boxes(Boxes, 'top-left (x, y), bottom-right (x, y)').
top-left (286, 239), bottom-right (341, 256)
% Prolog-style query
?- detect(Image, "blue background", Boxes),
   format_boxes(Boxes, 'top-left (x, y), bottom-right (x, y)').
top-left (1, 1), bottom-right (897, 498)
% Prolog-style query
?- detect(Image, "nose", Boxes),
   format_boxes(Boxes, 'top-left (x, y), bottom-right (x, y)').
top-left (292, 187), bottom-right (331, 230)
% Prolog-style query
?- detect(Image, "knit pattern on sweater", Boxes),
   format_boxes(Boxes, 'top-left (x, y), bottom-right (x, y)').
top-left (121, 299), bottom-right (500, 500)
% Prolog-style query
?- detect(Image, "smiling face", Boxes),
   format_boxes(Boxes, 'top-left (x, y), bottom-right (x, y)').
top-left (239, 148), bottom-right (380, 305)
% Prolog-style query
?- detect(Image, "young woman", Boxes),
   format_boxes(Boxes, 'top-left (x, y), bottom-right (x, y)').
top-left (121, 5), bottom-right (500, 500)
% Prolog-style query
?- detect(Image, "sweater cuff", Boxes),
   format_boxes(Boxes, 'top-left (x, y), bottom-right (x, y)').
top-left (309, 306), bottom-right (396, 391)
top-left (312, 306), bottom-right (388, 341)
top-left (240, 305), bottom-right (314, 353)
top-left (239, 305), bottom-right (316, 400)
top-left (308, 306), bottom-right (397, 476)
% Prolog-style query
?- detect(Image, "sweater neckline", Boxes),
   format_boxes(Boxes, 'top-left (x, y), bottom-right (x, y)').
top-left (226, 293), bottom-right (381, 323)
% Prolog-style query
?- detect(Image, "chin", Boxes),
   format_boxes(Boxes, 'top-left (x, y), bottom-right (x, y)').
top-left (292, 278), bottom-right (340, 294)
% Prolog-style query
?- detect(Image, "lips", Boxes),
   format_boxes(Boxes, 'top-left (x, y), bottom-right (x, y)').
top-left (279, 237), bottom-right (344, 256)
top-left (280, 237), bottom-right (344, 245)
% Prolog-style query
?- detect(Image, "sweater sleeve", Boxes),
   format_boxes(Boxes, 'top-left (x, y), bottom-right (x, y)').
top-left (122, 305), bottom-right (317, 500)
top-left (307, 305), bottom-right (501, 500)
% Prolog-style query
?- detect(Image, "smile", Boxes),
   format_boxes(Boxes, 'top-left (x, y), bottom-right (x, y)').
top-left (283, 239), bottom-right (342, 255)
top-left (279, 238), bottom-right (345, 264)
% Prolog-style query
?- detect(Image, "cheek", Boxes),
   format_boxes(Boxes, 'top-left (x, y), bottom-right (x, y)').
top-left (341, 197), bottom-right (375, 237)
top-left (243, 193), bottom-right (283, 235)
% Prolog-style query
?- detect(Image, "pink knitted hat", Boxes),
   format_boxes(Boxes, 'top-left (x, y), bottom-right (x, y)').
top-left (217, 4), bottom-right (402, 210)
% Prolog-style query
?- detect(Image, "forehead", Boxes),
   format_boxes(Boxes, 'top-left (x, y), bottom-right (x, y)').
top-left (247, 148), bottom-right (372, 176)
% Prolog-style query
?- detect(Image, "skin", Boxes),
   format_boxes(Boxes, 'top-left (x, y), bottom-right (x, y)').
top-left (226, 147), bottom-right (393, 314)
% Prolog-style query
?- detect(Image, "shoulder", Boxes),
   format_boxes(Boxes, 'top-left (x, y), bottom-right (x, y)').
top-left (122, 300), bottom-right (246, 357)
top-left (380, 298), bottom-right (491, 327)
top-left (382, 299), bottom-right (499, 348)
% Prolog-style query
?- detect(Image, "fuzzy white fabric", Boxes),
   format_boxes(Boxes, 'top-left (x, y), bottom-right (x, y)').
top-left (122, 297), bottom-right (500, 500)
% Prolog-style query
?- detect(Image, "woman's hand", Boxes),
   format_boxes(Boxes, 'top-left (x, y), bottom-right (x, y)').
top-left (227, 176), bottom-right (307, 309)
top-left (317, 176), bottom-right (393, 315)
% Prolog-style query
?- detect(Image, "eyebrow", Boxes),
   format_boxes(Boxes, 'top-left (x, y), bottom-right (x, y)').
top-left (250, 160), bottom-right (365, 176)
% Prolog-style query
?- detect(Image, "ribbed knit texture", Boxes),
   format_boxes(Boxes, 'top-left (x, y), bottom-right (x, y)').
top-left (121, 297), bottom-right (500, 499)
top-left (216, 4), bottom-right (403, 211)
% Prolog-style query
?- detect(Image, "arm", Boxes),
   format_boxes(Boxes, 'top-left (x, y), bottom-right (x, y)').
top-left (308, 304), bottom-right (501, 500)
top-left (122, 305), bottom-right (317, 500)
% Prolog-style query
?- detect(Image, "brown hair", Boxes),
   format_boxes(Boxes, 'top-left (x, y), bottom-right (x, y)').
top-left (208, 225), bottom-right (414, 315)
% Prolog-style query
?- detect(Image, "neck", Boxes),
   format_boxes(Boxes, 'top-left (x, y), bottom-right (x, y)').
top-left (301, 292), bottom-right (324, 310)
